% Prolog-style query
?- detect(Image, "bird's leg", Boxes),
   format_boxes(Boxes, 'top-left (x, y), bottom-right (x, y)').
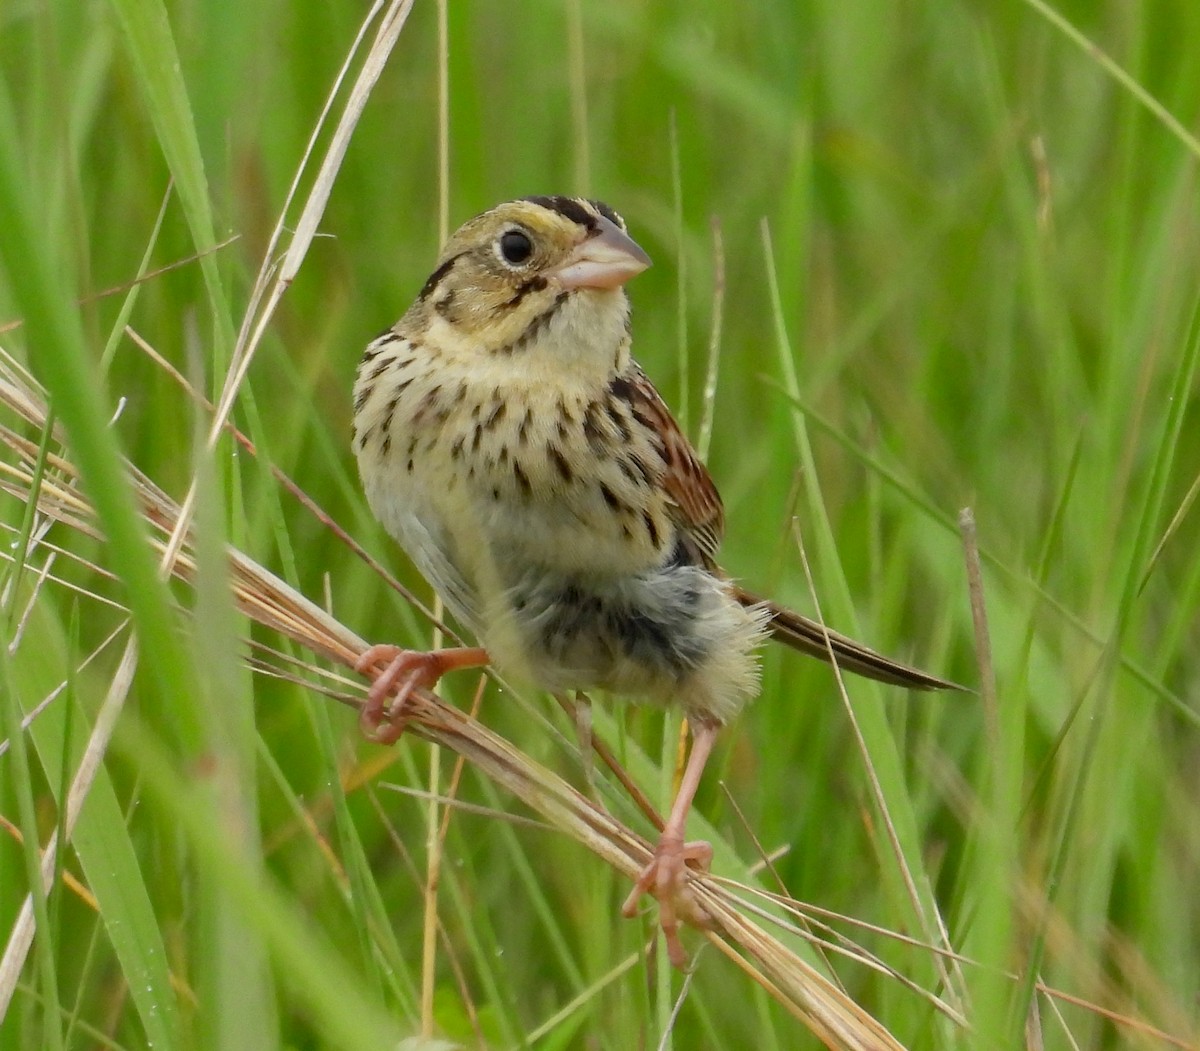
top-left (355, 644), bottom-right (489, 744)
top-left (621, 719), bottom-right (719, 968)
top-left (552, 691), bottom-right (601, 801)
top-left (574, 691), bottom-right (596, 798)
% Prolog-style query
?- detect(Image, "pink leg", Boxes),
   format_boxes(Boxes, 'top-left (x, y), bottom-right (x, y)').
top-left (355, 644), bottom-right (489, 744)
top-left (621, 721), bottom-right (719, 968)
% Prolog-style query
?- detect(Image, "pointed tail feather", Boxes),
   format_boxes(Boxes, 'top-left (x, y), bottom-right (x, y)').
top-left (734, 588), bottom-right (964, 692)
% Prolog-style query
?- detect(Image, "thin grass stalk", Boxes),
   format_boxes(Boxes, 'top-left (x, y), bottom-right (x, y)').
top-left (3, 338), bottom-right (1192, 1046)
top-left (1, 346), bottom-right (933, 1051)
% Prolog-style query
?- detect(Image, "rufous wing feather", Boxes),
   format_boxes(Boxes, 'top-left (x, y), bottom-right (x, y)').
top-left (617, 364), bottom-right (725, 568)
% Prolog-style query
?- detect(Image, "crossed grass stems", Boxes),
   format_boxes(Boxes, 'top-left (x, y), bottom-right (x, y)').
top-left (1, 340), bottom-right (1190, 1051)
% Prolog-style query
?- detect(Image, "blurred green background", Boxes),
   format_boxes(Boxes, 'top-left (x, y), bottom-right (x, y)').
top-left (1, 0), bottom-right (1198, 1048)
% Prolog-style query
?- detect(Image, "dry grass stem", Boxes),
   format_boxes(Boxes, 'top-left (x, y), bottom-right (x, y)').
top-left (0, 326), bottom-right (1188, 1047)
top-left (1, 343), bottom-right (945, 1049)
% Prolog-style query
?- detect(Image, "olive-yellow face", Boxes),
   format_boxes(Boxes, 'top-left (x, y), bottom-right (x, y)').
top-left (409, 196), bottom-right (651, 348)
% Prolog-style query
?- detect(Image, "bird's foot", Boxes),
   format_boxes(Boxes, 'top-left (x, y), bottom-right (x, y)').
top-left (355, 644), bottom-right (488, 744)
top-left (621, 832), bottom-right (714, 968)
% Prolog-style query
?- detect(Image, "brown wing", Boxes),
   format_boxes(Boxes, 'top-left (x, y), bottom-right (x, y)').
top-left (611, 368), bottom-right (962, 692)
top-left (613, 364), bottom-right (725, 569)
top-left (734, 585), bottom-right (964, 691)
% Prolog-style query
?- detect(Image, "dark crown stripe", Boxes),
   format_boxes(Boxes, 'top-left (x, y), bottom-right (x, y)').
top-left (523, 195), bottom-right (598, 231)
top-left (588, 199), bottom-right (623, 227)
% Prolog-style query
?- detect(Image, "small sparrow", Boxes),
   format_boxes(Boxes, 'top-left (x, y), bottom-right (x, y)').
top-left (352, 196), bottom-right (958, 967)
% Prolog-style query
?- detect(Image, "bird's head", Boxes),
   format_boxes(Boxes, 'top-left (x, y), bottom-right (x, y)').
top-left (405, 196), bottom-right (651, 372)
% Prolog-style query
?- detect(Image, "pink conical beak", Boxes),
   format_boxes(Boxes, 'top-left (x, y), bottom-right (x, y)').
top-left (553, 216), bottom-right (652, 290)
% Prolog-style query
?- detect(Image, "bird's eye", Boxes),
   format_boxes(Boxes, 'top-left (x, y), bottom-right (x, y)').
top-left (498, 230), bottom-right (533, 265)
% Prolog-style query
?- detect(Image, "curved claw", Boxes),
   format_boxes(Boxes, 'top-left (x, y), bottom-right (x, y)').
top-left (622, 834), bottom-right (714, 968)
top-left (355, 644), bottom-right (489, 744)
top-left (620, 721), bottom-right (721, 969)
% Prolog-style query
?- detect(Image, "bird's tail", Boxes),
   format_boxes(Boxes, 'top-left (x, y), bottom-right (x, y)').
top-left (733, 587), bottom-right (964, 692)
